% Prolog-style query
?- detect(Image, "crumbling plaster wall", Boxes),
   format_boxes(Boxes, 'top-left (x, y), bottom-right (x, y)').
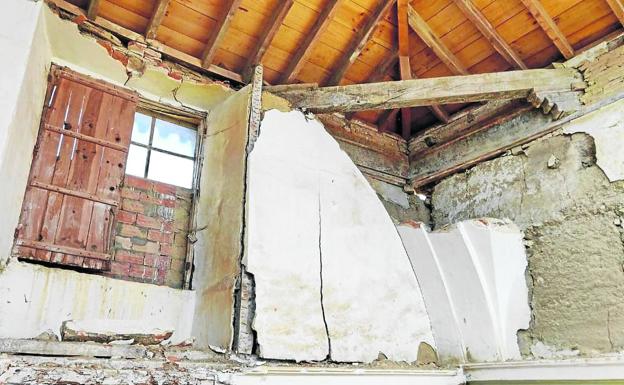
top-left (431, 101), bottom-right (624, 357)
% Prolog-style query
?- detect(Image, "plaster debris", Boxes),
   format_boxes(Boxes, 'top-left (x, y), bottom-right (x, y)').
top-left (247, 110), bottom-right (435, 363)
top-left (61, 320), bottom-right (173, 345)
top-left (547, 155), bottom-right (560, 169)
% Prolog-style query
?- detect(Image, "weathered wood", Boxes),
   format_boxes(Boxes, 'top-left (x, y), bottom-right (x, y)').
top-left (398, 0), bottom-right (412, 139)
top-left (408, 92), bottom-right (624, 188)
top-left (520, 0), bottom-right (574, 59)
top-left (86, 0), bottom-right (100, 20)
top-left (279, 0), bottom-right (341, 83)
top-left (201, 0), bottom-right (244, 67)
top-left (47, 0), bottom-right (244, 83)
top-left (325, 0), bottom-right (397, 85)
top-left (453, 0), bottom-right (527, 70)
top-left (606, 0), bottom-right (624, 27)
top-left (368, 50), bottom-right (399, 82)
top-left (272, 68), bottom-right (584, 113)
top-left (30, 181), bottom-right (119, 207)
top-left (0, 339), bottom-right (146, 359)
top-left (407, 5), bottom-right (468, 75)
top-left (15, 239), bottom-right (112, 261)
top-left (377, 109), bottom-right (400, 132)
top-left (245, 0), bottom-right (295, 76)
top-left (145, 0), bottom-right (170, 40)
top-left (44, 123), bottom-right (128, 152)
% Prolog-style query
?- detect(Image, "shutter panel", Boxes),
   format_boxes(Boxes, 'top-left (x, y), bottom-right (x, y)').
top-left (13, 67), bottom-right (137, 271)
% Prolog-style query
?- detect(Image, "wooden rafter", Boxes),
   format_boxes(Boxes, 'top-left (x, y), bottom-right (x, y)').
top-left (86, 0), bottom-right (101, 20)
top-left (605, 0), bottom-right (624, 26)
top-left (520, 0), bottom-right (574, 59)
top-left (245, 0), bottom-right (295, 77)
top-left (279, 0), bottom-right (341, 84)
top-left (453, 0), bottom-right (527, 70)
top-left (201, 0), bottom-right (244, 68)
top-left (325, 0), bottom-right (397, 86)
top-left (270, 68), bottom-right (584, 113)
top-left (407, 5), bottom-right (468, 75)
top-left (145, 0), bottom-right (170, 40)
top-left (377, 109), bottom-right (400, 132)
top-left (398, 0), bottom-right (412, 139)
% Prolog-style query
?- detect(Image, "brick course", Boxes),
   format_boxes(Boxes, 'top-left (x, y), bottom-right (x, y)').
top-left (105, 175), bottom-right (192, 288)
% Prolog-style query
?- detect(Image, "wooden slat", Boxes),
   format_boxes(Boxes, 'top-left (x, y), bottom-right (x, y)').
top-left (272, 68), bottom-right (584, 112)
top-left (279, 0), bottom-right (342, 83)
top-left (201, 0), bottom-right (244, 68)
top-left (86, 0), bottom-right (101, 20)
top-left (245, 0), bottom-right (295, 75)
top-left (30, 181), bottom-right (119, 207)
top-left (145, 0), bottom-right (170, 40)
top-left (44, 124), bottom-right (128, 152)
top-left (605, 0), bottom-right (624, 26)
top-left (325, 0), bottom-right (397, 86)
top-left (453, 0), bottom-right (527, 70)
top-left (407, 5), bottom-right (469, 75)
top-left (520, 0), bottom-right (575, 59)
top-left (15, 239), bottom-right (112, 261)
top-left (368, 50), bottom-right (399, 82)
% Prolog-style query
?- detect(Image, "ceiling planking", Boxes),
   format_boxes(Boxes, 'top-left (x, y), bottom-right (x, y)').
top-left (61, 0), bottom-right (622, 137)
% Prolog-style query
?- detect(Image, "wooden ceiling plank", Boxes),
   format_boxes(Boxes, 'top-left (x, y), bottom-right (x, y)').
top-left (325, 0), bottom-right (397, 86)
top-left (145, 0), bottom-right (171, 40)
top-left (605, 0), bottom-right (624, 26)
top-left (87, 0), bottom-right (101, 20)
top-left (48, 0), bottom-right (243, 83)
top-left (201, 0), bottom-right (244, 68)
top-left (520, 0), bottom-right (575, 59)
top-left (245, 0), bottom-right (295, 74)
top-left (278, 0), bottom-right (342, 84)
top-left (407, 5), bottom-right (469, 75)
top-left (368, 50), bottom-right (399, 82)
top-left (453, 0), bottom-right (527, 69)
top-left (270, 68), bottom-right (584, 113)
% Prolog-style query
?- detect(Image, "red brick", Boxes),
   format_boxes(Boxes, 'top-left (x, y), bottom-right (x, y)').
top-left (160, 243), bottom-right (172, 255)
top-left (156, 255), bottom-right (171, 269)
top-left (128, 263), bottom-right (146, 278)
top-left (121, 188), bottom-right (142, 200)
top-left (147, 229), bottom-right (163, 242)
top-left (110, 261), bottom-right (130, 275)
top-left (115, 250), bottom-right (144, 265)
top-left (162, 221), bottom-right (174, 233)
top-left (122, 199), bottom-right (145, 214)
top-left (118, 224), bottom-right (147, 238)
top-left (162, 198), bottom-right (176, 208)
top-left (116, 210), bottom-right (136, 224)
top-left (162, 231), bottom-right (174, 244)
top-left (136, 214), bottom-right (162, 230)
top-left (125, 175), bottom-right (152, 190)
top-left (153, 181), bottom-right (176, 195)
top-left (144, 253), bottom-right (158, 267)
top-left (144, 266), bottom-right (156, 279)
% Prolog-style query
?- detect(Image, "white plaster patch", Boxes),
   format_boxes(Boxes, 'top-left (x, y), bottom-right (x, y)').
top-left (398, 219), bottom-right (531, 363)
top-left (564, 99), bottom-right (624, 182)
top-left (247, 110), bottom-right (435, 363)
top-left (366, 177), bottom-right (410, 208)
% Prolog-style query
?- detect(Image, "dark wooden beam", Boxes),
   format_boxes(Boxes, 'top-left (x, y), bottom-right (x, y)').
top-left (270, 68), bottom-right (584, 113)
top-left (325, 0), bottom-right (397, 86)
top-left (453, 0), bottom-right (527, 70)
top-left (520, 0), bottom-right (574, 59)
top-left (201, 0), bottom-right (244, 68)
top-left (86, 0), bottom-right (101, 20)
top-left (407, 5), bottom-right (468, 75)
top-left (605, 0), bottom-right (624, 26)
top-left (145, 0), bottom-right (170, 40)
top-left (278, 0), bottom-right (341, 83)
top-left (377, 109), bottom-right (400, 132)
top-left (245, 0), bottom-right (295, 79)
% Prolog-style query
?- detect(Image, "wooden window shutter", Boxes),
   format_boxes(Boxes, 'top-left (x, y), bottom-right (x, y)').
top-left (13, 67), bottom-right (138, 271)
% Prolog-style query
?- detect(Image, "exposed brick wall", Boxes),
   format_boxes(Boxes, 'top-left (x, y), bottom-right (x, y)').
top-left (107, 175), bottom-right (192, 288)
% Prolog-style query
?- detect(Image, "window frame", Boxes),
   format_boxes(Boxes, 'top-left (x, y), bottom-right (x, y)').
top-left (128, 108), bottom-right (200, 190)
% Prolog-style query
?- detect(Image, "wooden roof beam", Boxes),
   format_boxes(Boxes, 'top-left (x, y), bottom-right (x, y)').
top-left (145, 0), bottom-right (170, 40)
top-left (407, 5), bottom-right (468, 75)
top-left (270, 68), bottom-right (584, 113)
top-left (605, 0), bottom-right (624, 26)
top-left (201, 0), bottom-right (244, 68)
top-left (279, 0), bottom-right (341, 84)
top-left (453, 0), bottom-right (527, 70)
top-left (520, 0), bottom-right (574, 59)
top-left (325, 0), bottom-right (397, 86)
top-left (245, 0), bottom-right (295, 80)
top-left (86, 0), bottom-right (101, 20)
top-left (398, 0), bottom-right (412, 139)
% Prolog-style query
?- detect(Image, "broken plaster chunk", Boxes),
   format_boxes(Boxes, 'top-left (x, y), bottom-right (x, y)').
top-left (417, 342), bottom-right (438, 366)
top-left (61, 320), bottom-right (173, 346)
top-left (547, 154), bottom-right (560, 169)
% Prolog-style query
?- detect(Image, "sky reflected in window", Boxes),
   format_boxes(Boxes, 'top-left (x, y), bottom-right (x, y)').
top-left (153, 119), bottom-right (196, 157)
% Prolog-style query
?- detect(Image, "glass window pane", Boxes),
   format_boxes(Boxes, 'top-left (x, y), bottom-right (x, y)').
top-left (126, 144), bottom-right (147, 177)
top-left (152, 119), bottom-right (196, 157)
top-left (147, 151), bottom-right (194, 189)
top-left (132, 113), bottom-right (152, 145)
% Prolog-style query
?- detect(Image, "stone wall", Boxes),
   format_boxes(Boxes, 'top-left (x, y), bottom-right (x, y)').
top-left (431, 118), bottom-right (624, 356)
top-left (108, 175), bottom-right (191, 288)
